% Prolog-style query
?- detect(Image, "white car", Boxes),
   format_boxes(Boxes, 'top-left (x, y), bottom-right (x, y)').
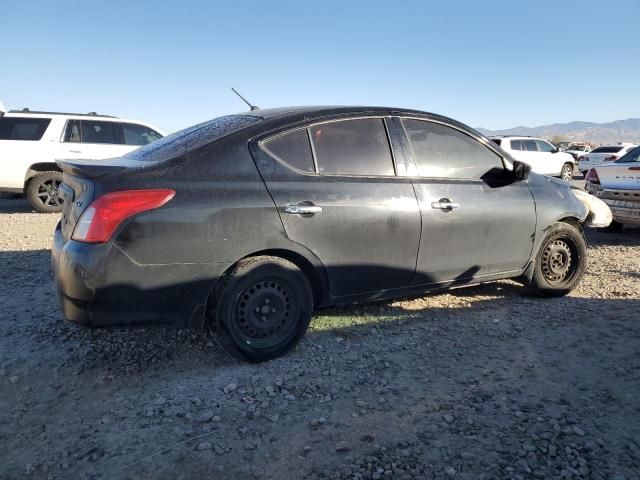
top-left (490, 136), bottom-right (575, 181)
top-left (585, 146), bottom-right (640, 232)
top-left (578, 144), bottom-right (638, 175)
top-left (0, 104), bottom-right (164, 212)
top-left (564, 143), bottom-right (592, 160)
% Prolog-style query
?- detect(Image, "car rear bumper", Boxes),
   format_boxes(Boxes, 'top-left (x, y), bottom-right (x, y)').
top-left (585, 185), bottom-right (640, 225)
top-left (52, 222), bottom-right (229, 328)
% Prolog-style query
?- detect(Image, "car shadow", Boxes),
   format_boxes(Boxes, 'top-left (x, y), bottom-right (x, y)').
top-left (585, 226), bottom-right (640, 247)
top-left (0, 197), bottom-right (41, 214)
top-left (1, 244), bottom-right (638, 377)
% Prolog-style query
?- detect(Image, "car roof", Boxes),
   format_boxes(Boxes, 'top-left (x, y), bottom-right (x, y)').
top-left (235, 105), bottom-right (478, 134)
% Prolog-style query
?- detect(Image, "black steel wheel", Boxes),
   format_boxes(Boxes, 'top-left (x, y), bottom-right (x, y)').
top-left (560, 163), bottom-right (573, 181)
top-left (26, 171), bottom-right (64, 213)
top-left (213, 256), bottom-right (313, 362)
top-left (530, 222), bottom-right (587, 296)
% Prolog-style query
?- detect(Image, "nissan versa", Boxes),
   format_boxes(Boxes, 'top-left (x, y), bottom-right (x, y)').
top-left (51, 107), bottom-right (612, 362)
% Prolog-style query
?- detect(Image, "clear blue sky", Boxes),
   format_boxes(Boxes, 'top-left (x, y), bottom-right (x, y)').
top-left (1, 0), bottom-right (638, 133)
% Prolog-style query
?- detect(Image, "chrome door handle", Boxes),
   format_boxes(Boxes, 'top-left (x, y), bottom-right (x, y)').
top-left (431, 199), bottom-right (460, 210)
top-left (285, 203), bottom-right (322, 215)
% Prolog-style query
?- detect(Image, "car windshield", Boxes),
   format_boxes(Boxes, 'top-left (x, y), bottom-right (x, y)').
top-left (125, 115), bottom-right (260, 162)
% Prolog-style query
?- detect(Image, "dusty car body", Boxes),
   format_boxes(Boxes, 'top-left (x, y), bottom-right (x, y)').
top-left (52, 106), bottom-right (607, 361)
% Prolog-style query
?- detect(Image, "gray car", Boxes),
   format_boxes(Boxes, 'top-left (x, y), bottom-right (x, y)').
top-left (52, 106), bottom-right (607, 362)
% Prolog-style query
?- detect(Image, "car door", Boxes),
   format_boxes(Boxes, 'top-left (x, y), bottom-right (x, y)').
top-left (535, 139), bottom-right (563, 175)
top-left (251, 116), bottom-right (422, 297)
top-left (396, 117), bottom-right (537, 284)
top-left (59, 119), bottom-right (130, 160)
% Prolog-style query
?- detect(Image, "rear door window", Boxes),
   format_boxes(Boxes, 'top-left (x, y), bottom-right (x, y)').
top-left (402, 118), bottom-right (503, 179)
top-left (0, 117), bottom-right (51, 141)
top-left (80, 120), bottom-right (119, 144)
top-left (309, 118), bottom-right (395, 176)
top-left (262, 129), bottom-right (315, 172)
top-left (63, 120), bottom-right (81, 142)
top-left (121, 123), bottom-right (163, 146)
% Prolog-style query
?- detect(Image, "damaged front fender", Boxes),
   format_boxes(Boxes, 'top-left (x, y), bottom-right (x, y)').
top-left (571, 189), bottom-right (612, 228)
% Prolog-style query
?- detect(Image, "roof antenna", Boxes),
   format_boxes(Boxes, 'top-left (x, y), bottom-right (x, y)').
top-left (231, 88), bottom-right (260, 111)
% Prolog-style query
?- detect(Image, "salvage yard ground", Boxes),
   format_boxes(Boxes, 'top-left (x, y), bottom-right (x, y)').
top-left (1, 193), bottom-right (639, 480)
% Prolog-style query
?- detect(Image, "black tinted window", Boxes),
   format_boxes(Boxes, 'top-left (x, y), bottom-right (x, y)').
top-left (310, 118), bottom-right (394, 176)
top-left (510, 140), bottom-right (523, 151)
top-left (615, 147), bottom-right (640, 163)
top-left (0, 117), bottom-right (51, 140)
top-left (63, 120), bottom-right (81, 143)
top-left (402, 119), bottom-right (502, 179)
top-left (491, 139), bottom-right (502, 146)
top-left (592, 146), bottom-right (623, 154)
top-left (262, 129), bottom-right (314, 172)
top-left (122, 123), bottom-right (163, 146)
top-left (81, 120), bottom-right (118, 144)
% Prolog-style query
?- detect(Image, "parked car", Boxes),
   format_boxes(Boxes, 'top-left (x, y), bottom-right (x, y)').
top-left (490, 136), bottom-right (575, 180)
top-left (52, 106), bottom-right (611, 362)
top-left (0, 105), bottom-right (164, 212)
top-left (578, 144), bottom-right (638, 174)
top-left (556, 141), bottom-right (572, 152)
top-left (585, 146), bottom-right (640, 232)
top-left (564, 143), bottom-right (592, 160)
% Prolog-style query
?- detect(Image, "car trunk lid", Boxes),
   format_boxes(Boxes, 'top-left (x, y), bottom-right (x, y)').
top-left (56, 158), bottom-right (132, 241)
top-left (596, 163), bottom-right (640, 190)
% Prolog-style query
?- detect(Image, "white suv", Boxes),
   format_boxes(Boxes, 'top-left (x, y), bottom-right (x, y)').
top-left (0, 105), bottom-right (164, 212)
top-left (490, 136), bottom-right (576, 181)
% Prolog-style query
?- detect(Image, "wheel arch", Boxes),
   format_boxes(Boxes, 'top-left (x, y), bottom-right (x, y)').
top-left (205, 247), bottom-right (329, 327)
top-left (23, 163), bottom-right (62, 187)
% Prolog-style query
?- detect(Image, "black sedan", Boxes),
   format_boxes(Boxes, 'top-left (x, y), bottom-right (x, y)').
top-left (52, 106), bottom-right (602, 362)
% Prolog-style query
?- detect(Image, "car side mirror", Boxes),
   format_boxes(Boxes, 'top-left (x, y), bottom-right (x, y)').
top-left (511, 160), bottom-right (531, 181)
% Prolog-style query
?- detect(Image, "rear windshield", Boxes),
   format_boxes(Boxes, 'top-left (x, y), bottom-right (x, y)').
top-left (591, 146), bottom-right (623, 154)
top-left (125, 115), bottom-right (260, 162)
top-left (0, 117), bottom-right (51, 141)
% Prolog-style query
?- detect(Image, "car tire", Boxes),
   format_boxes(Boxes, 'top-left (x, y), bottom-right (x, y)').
top-left (213, 256), bottom-right (313, 362)
top-left (560, 163), bottom-right (574, 181)
top-left (529, 222), bottom-right (587, 297)
top-left (26, 171), bottom-right (64, 213)
top-left (598, 220), bottom-right (623, 233)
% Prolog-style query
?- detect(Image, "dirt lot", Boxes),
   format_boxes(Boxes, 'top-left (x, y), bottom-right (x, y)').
top-left (1, 195), bottom-right (639, 480)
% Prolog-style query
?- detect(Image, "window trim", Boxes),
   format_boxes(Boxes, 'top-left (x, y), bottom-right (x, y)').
top-left (397, 116), bottom-right (508, 181)
top-left (258, 115), bottom-right (401, 179)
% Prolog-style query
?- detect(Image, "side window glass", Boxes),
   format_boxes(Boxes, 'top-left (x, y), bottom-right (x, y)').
top-left (536, 140), bottom-right (555, 153)
top-left (122, 123), bottom-right (163, 146)
top-left (80, 120), bottom-right (118, 144)
top-left (261, 128), bottom-right (315, 172)
top-left (511, 140), bottom-right (523, 151)
top-left (522, 140), bottom-right (538, 152)
top-left (402, 118), bottom-right (503, 179)
top-left (63, 120), bottom-right (81, 143)
top-left (309, 118), bottom-right (395, 176)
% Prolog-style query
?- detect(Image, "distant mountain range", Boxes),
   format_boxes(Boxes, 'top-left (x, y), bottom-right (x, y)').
top-left (477, 118), bottom-right (640, 145)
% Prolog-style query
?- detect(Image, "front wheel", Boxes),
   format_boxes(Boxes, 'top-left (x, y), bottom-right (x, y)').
top-left (560, 163), bottom-right (574, 181)
top-left (26, 171), bottom-right (64, 213)
top-left (213, 256), bottom-right (313, 362)
top-left (529, 222), bottom-right (587, 297)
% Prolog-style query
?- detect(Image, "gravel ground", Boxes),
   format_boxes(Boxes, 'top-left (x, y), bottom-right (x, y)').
top-left (0, 192), bottom-right (639, 480)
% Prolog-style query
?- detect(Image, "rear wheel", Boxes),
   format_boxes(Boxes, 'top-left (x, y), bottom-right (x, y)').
top-left (598, 220), bottom-right (623, 233)
top-left (26, 171), bottom-right (64, 213)
top-left (560, 163), bottom-right (574, 181)
top-left (529, 222), bottom-right (587, 297)
top-left (213, 256), bottom-right (313, 362)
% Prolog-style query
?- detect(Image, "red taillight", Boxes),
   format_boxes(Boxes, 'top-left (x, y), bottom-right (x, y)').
top-left (578, 155), bottom-right (586, 161)
top-left (585, 168), bottom-right (600, 184)
top-left (603, 155), bottom-right (617, 162)
top-left (72, 189), bottom-right (175, 243)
